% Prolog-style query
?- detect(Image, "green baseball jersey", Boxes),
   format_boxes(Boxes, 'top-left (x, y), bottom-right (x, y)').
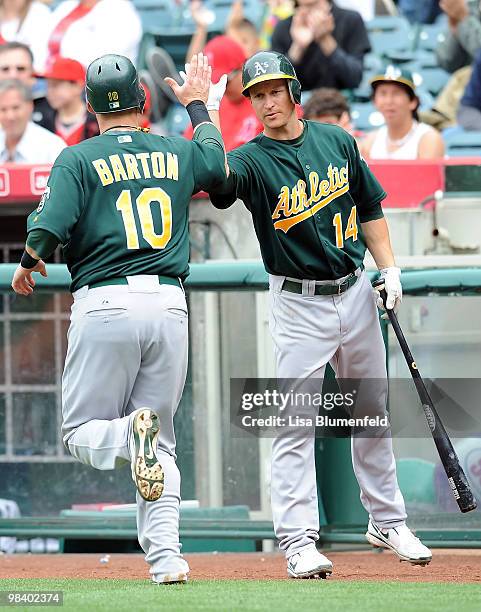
top-left (27, 126), bottom-right (225, 291)
top-left (210, 120), bottom-right (386, 280)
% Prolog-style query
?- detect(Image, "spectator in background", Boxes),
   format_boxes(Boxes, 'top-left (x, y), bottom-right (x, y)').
top-left (45, 57), bottom-right (99, 145)
top-left (0, 78), bottom-right (65, 162)
top-left (271, 0), bottom-right (370, 91)
top-left (187, 0), bottom-right (260, 61)
top-left (228, 18), bottom-right (260, 57)
top-left (225, 1), bottom-right (260, 57)
top-left (0, 1), bottom-right (51, 73)
top-left (184, 35), bottom-right (262, 151)
top-left (303, 87), bottom-right (355, 134)
top-left (457, 48), bottom-right (481, 128)
top-left (0, 42), bottom-right (54, 129)
top-left (259, 0), bottom-right (294, 49)
top-left (46, 0), bottom-right (142, 69)
top-left (360, 66), bottom-right (445, 159)
top-left (436, 0), bottom-right (481, 72)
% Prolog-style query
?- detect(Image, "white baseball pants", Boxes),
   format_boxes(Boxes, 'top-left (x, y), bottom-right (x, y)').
top-left (62, 276), bottom-right (189, 581)
top-left (268, 270), bottom-right (407, 557)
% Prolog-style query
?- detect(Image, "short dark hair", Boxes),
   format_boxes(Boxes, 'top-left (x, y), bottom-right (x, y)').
top-left (0, 42), bottom-right (34, 65)
top-left (229, 17), bottom-right (258, 34)
top-left (303, 88), bottom-right (350, 120)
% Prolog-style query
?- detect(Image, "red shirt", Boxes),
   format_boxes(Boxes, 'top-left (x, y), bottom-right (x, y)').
top-left (184, 96), bottom-right (263, 151)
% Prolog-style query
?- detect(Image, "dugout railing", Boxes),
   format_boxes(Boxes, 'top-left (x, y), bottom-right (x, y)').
top-left (0, 261), bottom-right (480, 551)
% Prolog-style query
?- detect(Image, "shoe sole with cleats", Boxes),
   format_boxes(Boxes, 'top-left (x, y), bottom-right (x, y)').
top-left (131, 409), bottom-right (164, 502)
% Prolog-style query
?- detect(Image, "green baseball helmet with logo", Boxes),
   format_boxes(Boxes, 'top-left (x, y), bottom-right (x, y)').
top-left (241, 51), bottom-right (301, 104)
top-left (86, 54), bottom-right (146, 114)
top-left (370, 65), bottom-right (416, 96)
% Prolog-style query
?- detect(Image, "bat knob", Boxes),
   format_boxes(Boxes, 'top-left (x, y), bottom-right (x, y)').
top-left (372, 278), bottom-right (388, 309)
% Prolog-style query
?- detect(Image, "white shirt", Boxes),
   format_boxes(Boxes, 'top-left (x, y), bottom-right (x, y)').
top-left (368, 122), bottom-right (434, 160)
top-left (334, 0), bottom-right (375, 21)
top-left (0, 2), bottom-right (52, 73)
top-left (0, 121), bottom-right (66, 164)
top-left (47, 0), bottom-right (142, 68)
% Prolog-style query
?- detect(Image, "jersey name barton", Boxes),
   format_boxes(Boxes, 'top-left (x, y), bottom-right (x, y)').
top-left (92, 151), bottom-right (179, 186)
top-left (272, 163), bottom-right (349, 233)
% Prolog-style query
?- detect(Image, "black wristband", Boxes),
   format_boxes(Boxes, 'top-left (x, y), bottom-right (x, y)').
top-left (186, 100), bottom-right (211, 129)
top-left (20, 250), bottom-right (39, 269)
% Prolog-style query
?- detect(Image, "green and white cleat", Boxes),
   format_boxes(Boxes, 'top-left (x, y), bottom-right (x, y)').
top-left (130, 408), bottom-right (164, 502)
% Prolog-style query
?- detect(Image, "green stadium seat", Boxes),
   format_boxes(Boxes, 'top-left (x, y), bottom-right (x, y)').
top-left (396, 458), bottom-right (436, 505)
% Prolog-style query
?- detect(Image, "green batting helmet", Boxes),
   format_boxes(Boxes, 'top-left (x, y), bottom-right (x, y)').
top-left (86, 54), bottom-right (146, 114)
top-left (241, 51), bottom-right (301, 104)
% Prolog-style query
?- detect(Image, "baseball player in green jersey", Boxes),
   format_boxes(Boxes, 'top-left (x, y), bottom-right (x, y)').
top-left (11, 52), bottom-right (227, 584)
top-left (207, 51), bottom-right (432, 578)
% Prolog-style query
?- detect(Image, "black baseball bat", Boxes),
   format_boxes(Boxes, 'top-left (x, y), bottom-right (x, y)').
top-left (373, 278), bottom-right (477, 513)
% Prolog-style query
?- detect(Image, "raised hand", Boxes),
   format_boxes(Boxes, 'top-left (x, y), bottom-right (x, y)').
top-left (290, 10), bottom-right (314, 50)
top-left (164, 52), bottom-right (212, 107)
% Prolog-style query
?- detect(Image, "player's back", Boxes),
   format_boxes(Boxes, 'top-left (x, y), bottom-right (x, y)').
top-left (29, 129), bottom-right (225, 291)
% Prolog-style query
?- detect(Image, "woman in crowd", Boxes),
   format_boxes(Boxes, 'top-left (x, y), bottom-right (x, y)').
top-left (360, 65), bottom-right (445, 159)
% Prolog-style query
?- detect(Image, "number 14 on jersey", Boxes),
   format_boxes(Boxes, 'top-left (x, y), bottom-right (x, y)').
top-left (333, 205), bottom-right (358, 249)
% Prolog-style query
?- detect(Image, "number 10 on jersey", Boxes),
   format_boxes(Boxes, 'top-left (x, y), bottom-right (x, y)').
top-left (116, 187), bottom-right (172, 249)
top-left (333, 205), bottom-right (358, 249)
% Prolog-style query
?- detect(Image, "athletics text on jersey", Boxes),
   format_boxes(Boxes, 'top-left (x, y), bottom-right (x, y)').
top-left (210, 120), bottom-right (386, 280)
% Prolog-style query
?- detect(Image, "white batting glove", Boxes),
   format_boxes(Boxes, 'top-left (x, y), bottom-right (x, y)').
top-left (179, 68), bottom-right (227, 111)
top-left (374, 266), bottom-right (402, 319)
top-left (206, 74), bottom-right (227, 110)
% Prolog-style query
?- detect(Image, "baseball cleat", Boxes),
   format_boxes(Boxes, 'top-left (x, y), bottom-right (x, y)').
top-left (287, 546), bottom-right (333, 579)
top-left (153, 572), bottom-right (188, 585)
top-left (130, 408), bottom-right (164, 502)
top-left (366, 519), bottom-right (432, 566)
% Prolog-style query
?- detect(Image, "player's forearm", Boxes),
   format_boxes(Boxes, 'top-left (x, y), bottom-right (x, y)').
top-left (361, 217), bottom-right (395, 269)
top-left (206, 110), bottom-right (229, 177)
top-left (26, 229), bottom-right (60, 261)
top-left (208, 109), bottom-right (220, 132)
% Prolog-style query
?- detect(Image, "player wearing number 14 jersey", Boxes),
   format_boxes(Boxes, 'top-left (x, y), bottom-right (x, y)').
top-left (12, 53), bottom-right (226, 584)
top-left (208, 51), bottom-right (432, 577)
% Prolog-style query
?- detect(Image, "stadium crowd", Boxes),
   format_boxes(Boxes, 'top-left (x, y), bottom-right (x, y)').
top-left (0, 0), bottom-right (481, 163)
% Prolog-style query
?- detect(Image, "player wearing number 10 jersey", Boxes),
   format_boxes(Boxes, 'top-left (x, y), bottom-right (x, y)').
top-left (12, 53), bottom-right (226, 584)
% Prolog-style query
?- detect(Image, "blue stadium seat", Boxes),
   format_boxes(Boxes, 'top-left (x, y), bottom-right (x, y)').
top-left (412, 20), bottom-right (447, 52)
top-left (366, 16), bottom-right (412, 56)
top-left (444, 130), bottom-right (481, 157)
top-left (350, 102), bottom-right (385, 132)
top-left (414, 66), bottom-right (450, 96)
top-left (134, 0), bottom-right (174, 30)
top-left (163, 103), bottom-right (190, 137)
